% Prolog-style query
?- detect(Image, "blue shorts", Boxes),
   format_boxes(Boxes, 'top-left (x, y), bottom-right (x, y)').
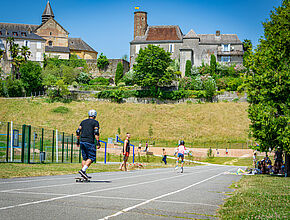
top-left (178, 153), bottom-right (184, 158)
top-left (80, 142), bottom-right (96, 162)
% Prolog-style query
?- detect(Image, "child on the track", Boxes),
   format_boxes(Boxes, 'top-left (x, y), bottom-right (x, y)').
top-left (162, 148), bottom-right (167, 165)
top-left (119, 133), bottom-right (131, 171)
top-left (175, 141), bottom-right (186, 173)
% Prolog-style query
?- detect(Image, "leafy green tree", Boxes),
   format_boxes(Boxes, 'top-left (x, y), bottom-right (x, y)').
top-left (20, 46), bottom-right (31, 62)
top-left (185, 60), bottom-right (192, 77)
top-left (6, 78), bottom-right (24, 97)
top-left (19, 61), bottom-right (42, 94)
top-left (115, 62), bottom-right (123, 85)
top-left (97, 53), bottom-right (109, 70)
top-left (246, 0), bottom-right (290, 172)
top-left (210, 54), bottom-right (217, 76)
top-left (122, 70), bottom-right (135, 86)
top-left (133, 45), bottom-right (174, 88)
top-left (242, 39), bottom-right (253, 68)
top-left (61, 65), bottom-right (80, 84)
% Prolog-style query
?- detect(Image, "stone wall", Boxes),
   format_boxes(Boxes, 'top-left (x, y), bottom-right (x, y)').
top-left (86, 59), bottom-right (130, 78)
top-left (70, 90), bottom-right (247, 104)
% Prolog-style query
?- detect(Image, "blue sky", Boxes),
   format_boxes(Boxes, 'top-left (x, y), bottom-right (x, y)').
top-left (0, 0), bottom-right (281, 59)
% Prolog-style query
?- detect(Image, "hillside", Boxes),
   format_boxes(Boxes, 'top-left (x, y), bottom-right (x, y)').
top-left (0, 98), bottom-right (249, 147)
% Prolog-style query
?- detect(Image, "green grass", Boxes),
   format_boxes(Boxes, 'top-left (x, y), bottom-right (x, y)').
top-left (0, 162), bottom-right (181, 179)
top-left (194, 156), bottom-right (264, 167)
top-left (51, 106), bottom-right (70, 114)
top-left (218, 175), bottom-right (290, 219)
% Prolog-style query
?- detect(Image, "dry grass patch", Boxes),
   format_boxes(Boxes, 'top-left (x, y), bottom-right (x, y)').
top-left (0, 98), bottom-right (249, 145)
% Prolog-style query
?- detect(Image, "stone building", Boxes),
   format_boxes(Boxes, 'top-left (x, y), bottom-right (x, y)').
top-left (0, 25), bottom-right (46, 73)
top-left (130, 11), bottom-right (244, 77)
top-left (0, 0), bottom-right (97, 73)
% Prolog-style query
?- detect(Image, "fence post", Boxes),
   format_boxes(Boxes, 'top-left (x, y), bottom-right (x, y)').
top-left (66, 138), bottom-right (69, 162)
top-left (10, 121), bottom-right (13, 162)
top-left (21, 125), bottom-right (26, 163)
top-left (52, 130), bottom-right (55, 163)
top-left (71, 134), bottom-right (73, 163)
top-left (104, 142), bottom-right (107, 164)
top-left (56, 130), bottom-right (58, 163)
top-left (27, 125), bottom-right (31, 164)
top-left (6, 122), bottom-right (10, 162)
top-left (133, 145), bottom-right (135, 163)
top-left (62, 132), bottom-right (64, 163)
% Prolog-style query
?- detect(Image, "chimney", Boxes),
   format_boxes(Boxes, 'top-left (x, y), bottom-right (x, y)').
top-left (134, 11), bottom-right (148, 39)
top-left (216, 30), bottom-right (221, 36)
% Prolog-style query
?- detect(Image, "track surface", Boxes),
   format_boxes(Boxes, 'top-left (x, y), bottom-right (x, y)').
top-left (0, 165), bottom-right (242, 219)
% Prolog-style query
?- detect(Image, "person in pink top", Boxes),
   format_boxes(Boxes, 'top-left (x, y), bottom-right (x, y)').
top-left (174, 141), bottom-right (186, 173)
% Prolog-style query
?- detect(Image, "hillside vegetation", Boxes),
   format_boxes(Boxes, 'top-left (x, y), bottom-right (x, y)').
top-left (0, 98), bottom-right (249, 146)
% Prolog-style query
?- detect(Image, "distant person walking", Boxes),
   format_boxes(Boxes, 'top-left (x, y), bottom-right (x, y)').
top-left (162, 148), bottom-right (167, 165)
top-left (138, 141), bottom-right (142, 152)
top-left (274, 147), bottom-right (283, 168)
top-left (145, 141), bottom-right (149, 152)
top-left (119, 133), bottom-right (131, 171)
top-left (253, 152), bottom-right (257, 168)
top-left (76, 109), bottom-right (101, 180)
top-left (175, 141), bottom-right (186, 173)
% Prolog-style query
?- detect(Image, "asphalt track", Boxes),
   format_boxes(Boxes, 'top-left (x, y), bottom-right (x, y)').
top-left (0, 165), bottom-right (242, 220)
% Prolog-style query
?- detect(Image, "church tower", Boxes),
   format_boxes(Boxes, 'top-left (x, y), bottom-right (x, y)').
top-left (134, 11), bottom-right (147, 39)
top-left (42, 1), bottom-right (55, 24)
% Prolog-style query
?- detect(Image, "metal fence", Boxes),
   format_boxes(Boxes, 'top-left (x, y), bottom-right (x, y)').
top-left (0, 121), bottom-right (109, 164)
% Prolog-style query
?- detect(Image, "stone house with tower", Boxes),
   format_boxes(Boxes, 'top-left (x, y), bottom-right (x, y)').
top-left (130, 11), bottom-right (244, 77)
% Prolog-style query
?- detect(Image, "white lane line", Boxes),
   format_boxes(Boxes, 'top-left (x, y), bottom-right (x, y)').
top-left (0, 169), bottom-right (172, 193)
top-left (2, 190), bottom-right (219, 207)
top-left (98, 171), bottom-right (226, 220)
top-left (0, 167), bottom-right (222, 210)
top-left (0, 167), bottom-right (169, 185)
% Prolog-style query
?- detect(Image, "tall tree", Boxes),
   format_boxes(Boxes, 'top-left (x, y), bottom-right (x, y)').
top-left (133, 45), bottom-right (174, 88)
top-left (185, 60), bottom-right (192, 77)
top-left (115, 62), bottom-right (123, 85)
top-left (246, 0), bottom-right (290, 173)
top-left (210, 54), bottom-right (217, 76)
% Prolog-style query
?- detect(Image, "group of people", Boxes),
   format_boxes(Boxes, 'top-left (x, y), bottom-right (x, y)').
top-left (138, 141), bottom-right (149, 152)
top-left (253, 147), bottom-right (285, 175)
top-left (75, 110), bottom-right (189, 179)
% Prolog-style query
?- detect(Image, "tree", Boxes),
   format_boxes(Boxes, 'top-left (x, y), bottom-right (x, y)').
top-left (97, 53), bottom-right (109, 70)
top-left (246, 0), bottom-right (290, 173)
top-left (20, 46), bottom-right (31, 61)
top-left (185, 60), bottom-right (192, 77)
top-left (133, 45), bottom-right (174, 88)
top-left (115, 62), bottom-right (123, 85)
top-left (19, 61), bottom-right (42, 94)
top-left (242, 39), bottom-right (253, 68)
top-left (210, 54), bottom-right (217, 76)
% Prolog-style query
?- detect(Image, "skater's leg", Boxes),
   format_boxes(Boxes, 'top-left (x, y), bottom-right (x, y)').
top-left (181, 156), bottom-right (184, 173)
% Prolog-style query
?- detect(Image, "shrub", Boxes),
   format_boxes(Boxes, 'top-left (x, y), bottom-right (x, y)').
top-left (210, 54), bottom-right (217, 76)
top-left (89, 77), bottom-right (110, 86)
top-left (77, 72), bottom-right (91, 84)
top-left (52, 106), bottom-right (70, 114)
top-left (6, 78), bottom-right (24, 97)
top-left (185, 60), bottom-right (192, 77)
top-left (19, 61), bottom-right (42, 94)
top-left (115, 62), bottom-right (123, 85)
top-left (97, 53), bottom-right (109, 70)
top-left (122, 70), bottom-right (135, 86)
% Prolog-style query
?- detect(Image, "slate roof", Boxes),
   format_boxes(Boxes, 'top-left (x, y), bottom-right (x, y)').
top-left (0, 23), bottom-right (38, 33)
top-left (0, 26), bottom-right (45, 41)
top-left (42, 1), bottom-right (54, 17)
top-left (68, 38), bottom-right (96, 53)
top-left (45, 46), bottom-right (70, 53)
top-left (198, 34), bottom-right (242, 45)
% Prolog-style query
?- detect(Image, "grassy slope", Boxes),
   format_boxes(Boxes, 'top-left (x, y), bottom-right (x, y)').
top-left (0, 98), bottom-right (249, 145)
top-left (218, 175), bottom-right (290, 219)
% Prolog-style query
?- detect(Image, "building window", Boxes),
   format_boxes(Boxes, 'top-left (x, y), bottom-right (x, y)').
top-left (12, 32), bottom-right (18, 36)
top-left (169, 44), bottom-right (174, 53)
top-left (37, 42), bottom-right (42, 49)
top-left (135, 45), bottom-right (140, 54)
top-left (222, 44), bottom-right (230, 52)
top-left (48, 41), bottom-right (53, 47)
top-left (50, 32), bottom-right (52, 36)
top-left (221, 56), bottom-right (231, 62)
top-left (21, 32), bottom-right (27, 37)
top-left (36, 52), bottom-right (42, 61)
top-left (24, 40), bottom-right (30, 47)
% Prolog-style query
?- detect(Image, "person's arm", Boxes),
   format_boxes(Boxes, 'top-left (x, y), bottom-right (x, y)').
top-left (94, 125), bottom-right (101, 149)
top-left (76, 126), bottom-right (82, 147)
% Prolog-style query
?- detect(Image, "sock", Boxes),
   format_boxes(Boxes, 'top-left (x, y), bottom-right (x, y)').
top-left (82, 165), bottom-right (88, 172)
